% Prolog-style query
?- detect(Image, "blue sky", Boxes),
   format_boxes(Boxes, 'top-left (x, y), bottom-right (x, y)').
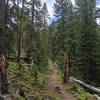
top-left (26, 0), bottom-right (100, 24)
top-left (42, 0), bottom-right (55, 18)
top-left (26, 0), bottom-right (75, 19)
top-left (42, 0), bottom-right (100, 24)
top-left (42, 0), bottom-right (75, 18)
top-left (41, 0), bottom-right (75, 23)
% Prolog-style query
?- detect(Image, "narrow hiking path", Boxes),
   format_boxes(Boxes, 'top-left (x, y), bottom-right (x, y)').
top-left (46, 63), bottom-right (76, 100)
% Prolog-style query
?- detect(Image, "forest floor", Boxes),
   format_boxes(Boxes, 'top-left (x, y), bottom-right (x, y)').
top-left (45, 63), bottom-right (76, 100)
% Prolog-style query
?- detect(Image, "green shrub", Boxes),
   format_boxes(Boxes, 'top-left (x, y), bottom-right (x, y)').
top-left (56, 72), bottom-right (62, 81)
top-left (16, 95), bottom-right (25, 100)
top-left (69, 82), bottom-right (92, 100)
top-left (35, 72), bottom-right (45, 88)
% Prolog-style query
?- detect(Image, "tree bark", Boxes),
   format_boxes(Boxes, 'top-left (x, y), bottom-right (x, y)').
top-left (0, 0), bottom-right (8, 94)
top-left (17, 0), bottom-right (21, 63)
top-left (63, 54), bottom-right (69, 84)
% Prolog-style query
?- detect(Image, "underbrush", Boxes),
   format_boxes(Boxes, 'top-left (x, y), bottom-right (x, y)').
top-left (8, 61), bottom-right (60, 100)
top-left (8, 62), bottom-right (47, 99)
top-left (56, 71), bottom-right (62, 81)
top-left (69, 82), bottom-right (97, 100)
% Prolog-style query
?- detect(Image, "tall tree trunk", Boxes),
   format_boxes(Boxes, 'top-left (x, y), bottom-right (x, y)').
top-left (21, 0), bottom-right (25, 49)
top-left (63, 53), bottom-right (69, 84)
top-left (0, 0), bottom-right (8, 94)
top-left (31, 0), bottom-right (35, 48)
top-left (17, 0), bottom-right (21, 63)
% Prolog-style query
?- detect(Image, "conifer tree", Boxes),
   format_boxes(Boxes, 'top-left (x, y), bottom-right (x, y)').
top-left (76, 0), bottom-right (100, 84)
top-left (54, 0), bottom-right (74, 83)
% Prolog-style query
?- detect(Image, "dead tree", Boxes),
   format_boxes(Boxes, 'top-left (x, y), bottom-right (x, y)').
top-left (0, 0), bottom-right (8, 94)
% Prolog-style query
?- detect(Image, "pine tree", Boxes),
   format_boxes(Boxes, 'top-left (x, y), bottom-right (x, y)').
top-left (54, 0), bottom-right (74, 83)
top-left (40, 2), bottom-right (49, 70)
top-left (76, 0), bottom-right (100, 84)
top-left (42, 2), bottom-right (49, 31)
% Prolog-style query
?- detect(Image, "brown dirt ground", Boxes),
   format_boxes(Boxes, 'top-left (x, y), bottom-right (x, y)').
top-left (46, 64), bottom-right (76, 100)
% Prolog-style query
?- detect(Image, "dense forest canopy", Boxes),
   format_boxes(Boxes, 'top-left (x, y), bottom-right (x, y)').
top-left (49, 0), bottom-right (100, 85)
top-left (0, 0), bottom-right (100, 99)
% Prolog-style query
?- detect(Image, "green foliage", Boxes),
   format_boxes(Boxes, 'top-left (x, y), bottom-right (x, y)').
top-left (49, 0), bottom-right (100, 85)
top-left (9, 61), bottom-right (47, 93)
top-left (34, 72), bottom-right (45, 88)
top-left (8, 61), bottom-right (62, 100)
top-left (56, 71), bottom-right (62, 81)
top-left (6, 30), bottom-right (16, 56)
top-left (69, 82), bottom-right (92, 100)
top-left (3, 0), bottom-right (100, 98)
top-left (49, 0), bottom-right (78, 75)
top-left (16, 95), bottom-right (25, 100)
top-left (75, 0), bottom-right (100, 84)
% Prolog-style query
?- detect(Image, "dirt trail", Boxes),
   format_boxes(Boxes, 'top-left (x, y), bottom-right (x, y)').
top-left (46, 64), bottom-right (76, 100)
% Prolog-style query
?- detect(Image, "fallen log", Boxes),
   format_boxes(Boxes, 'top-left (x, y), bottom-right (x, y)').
top-left (70, 77), bottom-right (100, 95)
